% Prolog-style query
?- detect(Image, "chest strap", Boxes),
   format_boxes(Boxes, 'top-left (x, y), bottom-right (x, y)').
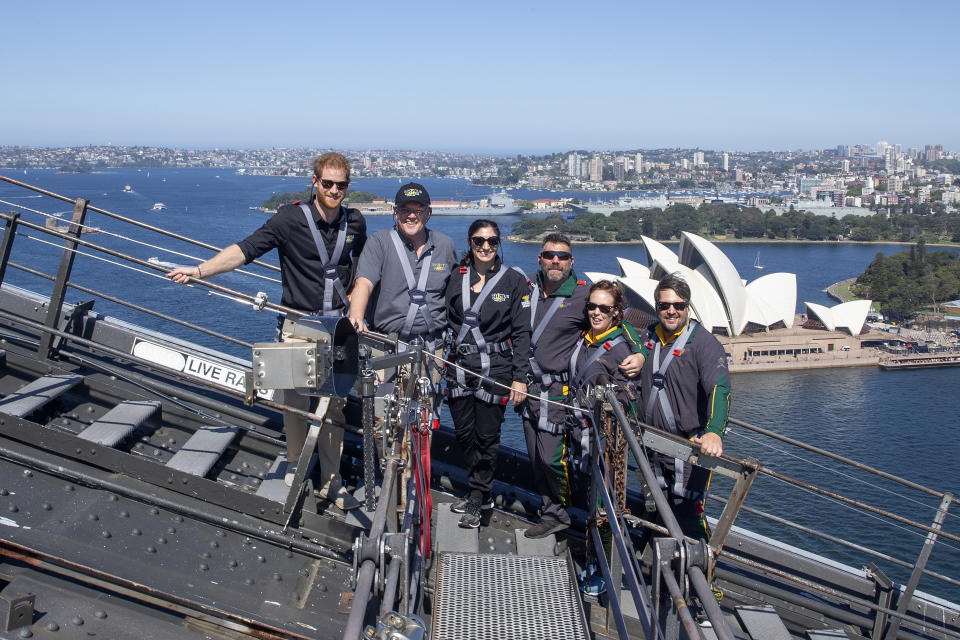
top-left (389, 229), bottom-right (435, 340)
top-left (299, 204), bottom-right (349, 316)
top-left (568, 334), bottom-right (627, 389)
top-left (452, 265), bottom-right (511, 388)
top-left (643, 321), bottom-right (697, 498)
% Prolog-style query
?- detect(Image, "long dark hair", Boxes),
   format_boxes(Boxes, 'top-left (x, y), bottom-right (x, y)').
top-left (459, 219), bottom-right (500, 268)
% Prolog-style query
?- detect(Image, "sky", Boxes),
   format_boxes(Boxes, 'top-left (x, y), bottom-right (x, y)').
top-left (2, 0), bottom-right (958, 154)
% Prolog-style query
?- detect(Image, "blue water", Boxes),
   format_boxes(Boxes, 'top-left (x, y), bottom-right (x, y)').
top-left (3, 168), bottom-right (959, 602)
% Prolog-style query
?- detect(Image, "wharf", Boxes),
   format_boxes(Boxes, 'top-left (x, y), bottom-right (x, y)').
top-left (879, 353), bottom-right (960, 370)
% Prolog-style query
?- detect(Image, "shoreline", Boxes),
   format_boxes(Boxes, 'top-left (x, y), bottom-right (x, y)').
top-left (504, 235), bottom-right (960, 248)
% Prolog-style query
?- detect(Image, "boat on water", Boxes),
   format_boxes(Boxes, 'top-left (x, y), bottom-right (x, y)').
top-left (123, 184), bottom-right (132, 192)
top-left (429, 191), bottom-right (522, 216)
top-left (152, 202), bottom-right (167, 211)
top-left (569, 194), bottom-right (670, 216)
top-left (0, 173), bottom-right (957, 640)
top-left (754, 251), bottom-right (764, 270)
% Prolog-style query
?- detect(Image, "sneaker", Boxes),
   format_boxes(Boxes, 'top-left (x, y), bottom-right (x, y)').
top-left (523, 518), bottom-right (570, 539)
top-left (580, 568), bottom-right (606, 596)
top-left (450, 495), bottom-right (493, 514)
top-left (458, 498), bottom-right (482, 529)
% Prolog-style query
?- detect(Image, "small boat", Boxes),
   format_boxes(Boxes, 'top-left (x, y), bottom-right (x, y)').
top-left (152, 202), bottom-right (167, 211)
top-left (754, 251), bottom-right (764, 269)
top-left (123, 185), bottom-right (133, 193)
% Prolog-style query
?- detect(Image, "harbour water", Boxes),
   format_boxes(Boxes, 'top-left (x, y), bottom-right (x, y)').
top-left (2, 167), bottom-right (959, 602)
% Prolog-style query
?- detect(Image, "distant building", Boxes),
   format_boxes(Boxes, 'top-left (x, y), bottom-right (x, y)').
top-left (693, 151), bottom-right (705, 167)
top-left (567, 153), bottom-right (580, 178)
top-left (634, 152), bottom-right (644, 174)
top-left (722, 152), bottom-right (729, 172)
top-left (589, 155), bottom-right (602, 182)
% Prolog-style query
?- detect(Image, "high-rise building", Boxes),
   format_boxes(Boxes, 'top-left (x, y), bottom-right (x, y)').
top-left (567, 153), bottom-right (580, 178)
top-left (842, 159), bottom-right (850, 173)
top-left (721, 152), bottom-right (729, 172)
top-left (681, 158), bottom-right (690, 170)
top-left (693, 151), bottom-right (705, 167)
top-left (634, 152), bottom-right (643, 174)
top-left (589, 155), bottom-right (603, 182)
top-left (876, 140), bottom-right (889, 157)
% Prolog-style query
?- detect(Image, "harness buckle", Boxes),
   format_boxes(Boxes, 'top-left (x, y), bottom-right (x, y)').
top-left (408, 288), bottom-right (427, 305)
top-left (322, 263), bottom-right (339, 279)
top-left (456, 344), bottom-right (475, 356)
top-left (463, 310), bottom-right (480, 327)
top-left (652, 372), bottom-right (666, 390)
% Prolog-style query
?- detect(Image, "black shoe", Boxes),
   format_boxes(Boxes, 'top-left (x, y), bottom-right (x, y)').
top-left (458, 498), bottom-right (482, 529)
top-left (524, 518), bottom-right (570, 539)
top-left (451, 495), bottom-right (493, 514)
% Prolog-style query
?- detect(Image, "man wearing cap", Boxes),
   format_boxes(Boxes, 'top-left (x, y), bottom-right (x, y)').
top-left (166, 152), bottom-right (365, 511)
top-left (349, 183), bottom-right (457, 360)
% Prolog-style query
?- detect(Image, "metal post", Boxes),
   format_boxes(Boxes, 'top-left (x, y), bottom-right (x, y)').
top-left (38, 197), bottom-right (88, 359)
top-left (708, 461), bottom-right (759, 556)
top-left (0, 211), bottom-right (21, 286)
top-left (882, 492), bottom-right (953, 640)
top-left (361, 370), bottom-right (377, 512)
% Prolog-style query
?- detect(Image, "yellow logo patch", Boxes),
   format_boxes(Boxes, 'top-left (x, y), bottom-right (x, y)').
top-left (491, 293), bottom-right (509, 303)
top-left (433, 263), bottom-right (447, 271)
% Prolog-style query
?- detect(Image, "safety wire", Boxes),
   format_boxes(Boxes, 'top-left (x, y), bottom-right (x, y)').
top-left (0, 198), bottom-right (281, 284)
top-left (730, 428), bottom-right (960, 555)
top-left (727, 425), bottom-right (960, 523)
top-left (15, 230), bottom-right (267, 308)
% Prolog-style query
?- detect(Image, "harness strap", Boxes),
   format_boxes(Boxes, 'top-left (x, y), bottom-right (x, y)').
top-left (453, 265), bottom-right (511, 388)
top-left (643, 320), bottom-right (697, 497)
top-left (389, 229), bottom-right (435, 339)
top-left (568, 334), bottom-right (627, 388)
top-left (299, 204), bottom-right (349, 315)
top-left (445, 384), bottom-right (509, 406)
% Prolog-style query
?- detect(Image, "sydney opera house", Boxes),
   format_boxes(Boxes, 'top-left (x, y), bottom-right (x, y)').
top-left (585, 232), bottom-right (872, 338)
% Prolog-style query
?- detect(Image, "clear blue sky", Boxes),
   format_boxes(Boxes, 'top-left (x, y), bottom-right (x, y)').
top-left (2, 0), bottom-right (956, 154)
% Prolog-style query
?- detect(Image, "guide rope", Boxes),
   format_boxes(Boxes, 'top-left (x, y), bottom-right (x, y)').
top-left (729, 427), bottom-right (960, 526)
top-left (16, 231), bottom-right (264, 307)
top-left (0, 198), bottom-right (281, 284)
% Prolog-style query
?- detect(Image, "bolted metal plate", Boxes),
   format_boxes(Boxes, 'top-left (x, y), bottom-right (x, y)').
top-left (433, 553), bottom-right (588, 640)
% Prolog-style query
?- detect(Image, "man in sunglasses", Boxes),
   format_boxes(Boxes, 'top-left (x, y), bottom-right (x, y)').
top-left (520, 233), bottom-right (645, 538)
top-left (165, 152), bottom-right (367, 511)
top-left (349, 182), bottom-right (457, 360)
top-left (636, 273), bottom-right (730, 542)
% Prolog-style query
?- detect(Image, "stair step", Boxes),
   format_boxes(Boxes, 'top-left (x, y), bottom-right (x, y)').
top-left (165, 425), bottom-right (238, 477)
top-left (255, 455), bottom-right (291, 502)
top-left (514, 527), bottom-right (559, 556)
top-left (736, 605), bottom-right (792, 640)
top-left (807, 630), bottom-right (851, 639)
top-left (436, 503), bottom-right (479, 554)
top-left (78, 400), bottom-right (160, 446)
top-left (0, 374), bottom-right (82, 418)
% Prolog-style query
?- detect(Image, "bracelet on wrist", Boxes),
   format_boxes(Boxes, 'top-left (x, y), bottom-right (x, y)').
top-left (196, 266), bottom-right (203, 278)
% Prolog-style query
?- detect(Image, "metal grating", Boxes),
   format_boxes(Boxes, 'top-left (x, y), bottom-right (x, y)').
top-left (433, 553), bottom-right (588, 640)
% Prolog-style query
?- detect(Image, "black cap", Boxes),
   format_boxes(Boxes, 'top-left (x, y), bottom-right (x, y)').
top-left (395, 182), bottom-right (430, 207)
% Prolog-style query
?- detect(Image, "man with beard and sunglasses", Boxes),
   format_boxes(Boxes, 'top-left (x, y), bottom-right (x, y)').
top-left (520, 233), bottom-right (645, 539)
top-left (636, 273), bottom-right (730, 544)
top-left (166, 152), bottom-right (366, 511)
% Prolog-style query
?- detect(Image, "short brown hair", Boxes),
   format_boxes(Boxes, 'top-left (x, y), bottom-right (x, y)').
top-left (313, 152), bottom-right (351, 182)
top-left (655, 273), bottom-right (691, 304)
top-left (588, 280), bottom-right (625, 326)
top-left (541, 232), bottom-right (572, 250)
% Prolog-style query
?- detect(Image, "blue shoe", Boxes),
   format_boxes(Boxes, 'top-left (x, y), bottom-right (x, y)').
top-left (579, 568), bottom-right (606, 596)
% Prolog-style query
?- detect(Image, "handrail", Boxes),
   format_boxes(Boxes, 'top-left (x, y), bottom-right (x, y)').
top-left (0, 174), bottom-right (282, 273)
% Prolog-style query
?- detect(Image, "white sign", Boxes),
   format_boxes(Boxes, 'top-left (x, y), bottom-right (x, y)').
top-left (131, 339), bottom-right (275, 401)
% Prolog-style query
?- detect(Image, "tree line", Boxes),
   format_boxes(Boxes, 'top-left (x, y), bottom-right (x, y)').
top-left (509, 202), bottom-right (960, 244)
top-left (855, 240), bottom-right (960, 319)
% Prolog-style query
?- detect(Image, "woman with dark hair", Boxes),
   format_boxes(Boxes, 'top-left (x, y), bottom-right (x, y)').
top-left (445, 219), bottom-right (531, 528)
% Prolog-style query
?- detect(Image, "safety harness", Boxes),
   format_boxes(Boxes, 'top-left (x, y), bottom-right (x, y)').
top-left (526, 280), bottom-right (579, 434)
top-left (299, 204), bottom-right (349, 316)
top-left (446, 264), bottom-right (515, 405)
top-left (643, 320), bottom-right (700, 498)
top-left (389, 229), bottom-right (439, 347)
top-left (567, 331), bottom-right (627, 469)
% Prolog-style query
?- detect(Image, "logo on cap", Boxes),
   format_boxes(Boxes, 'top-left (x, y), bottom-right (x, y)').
top-left (404, 188), bottom-right (422, 197)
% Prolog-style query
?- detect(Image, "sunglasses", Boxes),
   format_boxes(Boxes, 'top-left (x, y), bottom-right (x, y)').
top-left (318, 178), bottom-right (350, 191)
top-left (657, 301), bottom-right (688, 311)
top-left (585, 302), bottom-right (615, 314)
top-left (540, 250), bottom-right (572, 261)
top-left (470, 236), bottom-right (500, 248)
top-left (396, 206), bottom-right (428, 218)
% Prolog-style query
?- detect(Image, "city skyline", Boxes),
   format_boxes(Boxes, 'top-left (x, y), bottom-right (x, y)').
top-left (3, 0), bottom-right (958, 153)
